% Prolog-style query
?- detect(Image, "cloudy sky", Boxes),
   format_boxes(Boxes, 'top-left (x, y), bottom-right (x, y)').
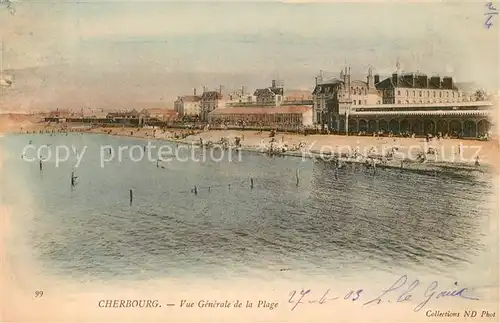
top-left (0, 0), bottom-right (498, 111)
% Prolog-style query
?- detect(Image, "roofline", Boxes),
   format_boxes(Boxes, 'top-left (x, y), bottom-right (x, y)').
top-left (350, 110), bottom-right (492, 116)
top-left (354, 101), bottom-right (492, 109)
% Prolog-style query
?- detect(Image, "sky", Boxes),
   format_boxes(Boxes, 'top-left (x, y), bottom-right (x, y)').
top-left (0, 0), bottom-right (499, 111)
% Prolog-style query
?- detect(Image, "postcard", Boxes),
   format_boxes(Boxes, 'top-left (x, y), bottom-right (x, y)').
top-left (1, 0), bottom-right (499, 322)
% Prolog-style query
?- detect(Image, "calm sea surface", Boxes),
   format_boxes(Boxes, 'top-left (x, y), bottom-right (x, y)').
top-left (1, 133), bottom-right (496, 283)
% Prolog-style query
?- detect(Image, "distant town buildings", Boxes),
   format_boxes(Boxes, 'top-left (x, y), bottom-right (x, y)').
top-left (42, 62), bottom-right (493, 138)
top-left (106, 109), bottom-right (150, 126)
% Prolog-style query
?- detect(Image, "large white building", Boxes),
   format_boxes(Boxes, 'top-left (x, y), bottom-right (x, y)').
top-left (174, 95), bottom-right (201, 117)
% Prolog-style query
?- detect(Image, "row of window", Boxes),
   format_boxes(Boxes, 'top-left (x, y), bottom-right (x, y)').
top-left (395, 99), bottom-right (469, 104)
top-left (350, 87), bottom-right (368, 95)
top-left (396, 89), bottom-right (460, 98)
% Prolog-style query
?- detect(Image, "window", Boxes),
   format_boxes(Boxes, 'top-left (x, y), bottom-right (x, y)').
top-left (446, 92), bottom-right (449, 98)
top-left (419, 91), bottom-right (422, 97)
top-left (358, 100), bottom-right (361, 105)
top-left (453, 92), bottom-right (455, 97)
top-left (397, 100), bottom-right (401, 104)
top-left (439, 92), bottom-right (442, 97)
top-left (433, 91), bottom-right (436, 97)
top-left (413, 91), bottom-right (416, 96)
top-left (398, 90), bottom-right (401, 95)
top-left (353, 101), bottom-right (356, 105)
top-left (364, 100), bottom-right (367, 104)
top-left (427, 91), bottom-right (430, 97)
top-left (405, 90), bottom-right (409, 96)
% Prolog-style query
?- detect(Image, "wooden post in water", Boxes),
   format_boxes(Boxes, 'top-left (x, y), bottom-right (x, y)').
top-left (250, 178), bottom-right (254, 190)
top-left (194, 185), bottom-right (198, 195)
top-left (129, 189), bottom-right (133, 205)
top-left (39, 159), bottom-right (43, 172)
top-left (295, 169), bottom-right (300, 187)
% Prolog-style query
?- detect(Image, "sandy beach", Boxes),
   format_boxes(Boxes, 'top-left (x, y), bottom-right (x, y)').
top-left (78, 126), bottom-right (500, 171)
top-left (3, 118), bottom-right (500, 172)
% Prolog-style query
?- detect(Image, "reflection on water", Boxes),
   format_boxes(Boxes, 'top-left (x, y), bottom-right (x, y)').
top-left (1, 134), bottom-right (495, 282)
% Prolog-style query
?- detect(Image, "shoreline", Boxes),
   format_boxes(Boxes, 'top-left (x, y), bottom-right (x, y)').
top-left (7, 124), bottom-right (499, 174)
top-left (10, 125), bottom-right (500, 175)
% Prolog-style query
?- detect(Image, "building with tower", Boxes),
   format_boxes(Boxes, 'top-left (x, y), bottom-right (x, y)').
top-left (312, 66), bottom-right (381, 131)
top-left (311, 63), bottom-right (494, 138)
top-left (200, 86), bottom-right (225, 121)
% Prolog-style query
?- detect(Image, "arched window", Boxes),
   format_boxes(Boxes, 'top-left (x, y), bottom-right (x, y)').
top-left (405, 90), bottom-right (409, 96)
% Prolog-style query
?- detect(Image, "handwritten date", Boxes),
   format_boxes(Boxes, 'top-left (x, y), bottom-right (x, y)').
top-left (288, 275), bottom-right (479, 312)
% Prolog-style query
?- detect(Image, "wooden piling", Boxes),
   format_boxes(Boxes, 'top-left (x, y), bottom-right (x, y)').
top-left (295, 169), bottom-right (300, 187)
top-left (250, 178), bottom-right (254, 189)
top-left (129, 189), bottom-right (133, 205)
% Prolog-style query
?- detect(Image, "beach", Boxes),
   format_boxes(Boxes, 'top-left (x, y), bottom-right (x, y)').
top-left (3, 118), bottom-right (500, 172)
top-left (83, 126), bottom-right (500, 171)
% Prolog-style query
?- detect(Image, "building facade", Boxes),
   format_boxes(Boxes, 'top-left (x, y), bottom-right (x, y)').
top-left (147, 108), bottom-right (179, 122)
top-left (254, 80), bottom-right (284, 106)
top-left (376, 73), bottom-right (467, 104)
top-left (200, 90), bottom-right (224, 122)
top-left (312, 67), bottom-right (380, 130)
top-left (208, 105), bottom-right (313, 129)
top-left (347, 101), bottom-right (493, 138)
top-left (311, 67), bottom-right (493, 138)
top-left (175, 95), bottom-right (201, 117)
top-left (225, 88), bottom-right (255, 107)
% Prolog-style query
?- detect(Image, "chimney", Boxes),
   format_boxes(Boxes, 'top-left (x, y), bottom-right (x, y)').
top-left (193, 88), bottom-right (196, 96)
top-left (272, 80), bottom-right (276, 88)
top-left (430, 76), bottom-right (441, 88)
top-left (219, 85), bottom-right (222, 95)
top-left (347, 67), bottom-right (351, 93)
top-left (392, 73), bottom-right (398, 86)
top-left (374, 74), bottom-right (380, 84)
